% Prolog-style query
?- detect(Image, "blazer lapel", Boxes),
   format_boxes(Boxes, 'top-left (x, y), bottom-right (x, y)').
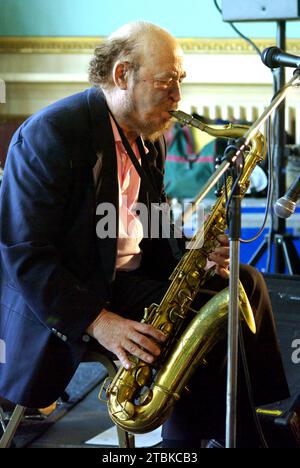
top-left (87, 88), bottom-right (119, 282)
top-left (143, 139), bottom-right (183, 262)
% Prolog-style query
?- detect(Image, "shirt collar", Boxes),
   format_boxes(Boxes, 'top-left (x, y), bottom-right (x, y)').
top-left (109, 114), bottom-right (149, 154)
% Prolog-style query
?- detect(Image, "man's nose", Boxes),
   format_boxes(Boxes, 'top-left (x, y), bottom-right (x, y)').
top-left (170, 82), bottom-right (181, 102)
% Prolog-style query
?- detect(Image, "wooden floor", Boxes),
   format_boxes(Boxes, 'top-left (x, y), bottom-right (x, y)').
top-left (4, 274), bottom-right (300, 449)
top-left (28, 386), bottom-right (114, 449)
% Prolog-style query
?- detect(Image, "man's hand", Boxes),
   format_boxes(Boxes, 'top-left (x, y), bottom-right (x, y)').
top-left (208, 234), bottom-right (230, 279)
top-left (86, 309), bottom-right (166, 370)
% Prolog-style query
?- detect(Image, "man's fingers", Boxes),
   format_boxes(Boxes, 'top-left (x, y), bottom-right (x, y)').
top-left (216, 265), bottom-right (230, 280)
top-left (124, 340), bottom-right (155, 364)
top-left (91, 313), bottom-right (167, 369)
top-left (128, 330), bottom-right (162, 357)
top-left (134, 322), bottom-right (167, 343)
top-left (121, 321), bottom-right (168, 364)
top-left (209, 252), bottom-right (230, 268)
top-left (115, 347), bottom-right (133, 370)
top-left (114, 341), bottom-right (155, 370)
top-left (213, 246), bottom-right (230, 257)
top-left (217, 234), bottom-right (229, 245)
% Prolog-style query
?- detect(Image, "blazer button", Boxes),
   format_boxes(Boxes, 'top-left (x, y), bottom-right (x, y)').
top-left (82, 334), bottom-right (91, 343)
top-left (52, 328), bottom-right (68, 342)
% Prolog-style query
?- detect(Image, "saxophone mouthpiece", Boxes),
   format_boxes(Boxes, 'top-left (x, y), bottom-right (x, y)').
top-left (169, 110), bottom-right (206, 131)
top-left (169, 110), bottom-right (191, 123)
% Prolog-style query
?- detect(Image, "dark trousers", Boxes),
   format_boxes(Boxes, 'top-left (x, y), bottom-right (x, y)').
top-left (97, 264), bottom-right (289, 446)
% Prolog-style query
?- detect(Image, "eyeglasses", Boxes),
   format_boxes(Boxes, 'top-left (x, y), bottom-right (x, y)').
top-left (142, 71), bottom-right (186, 91)
top-left (152, 77), bottom-right (184, 90)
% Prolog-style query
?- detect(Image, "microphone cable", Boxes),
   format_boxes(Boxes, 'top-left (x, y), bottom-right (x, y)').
top-left (213, 0), bottom-right (278, 82)
top-left (213, 0), bottom-right (262, 58)
top-left (238, 315), bottom-right (269, 448)
top-left (265, 102), bottom-right (278, 273)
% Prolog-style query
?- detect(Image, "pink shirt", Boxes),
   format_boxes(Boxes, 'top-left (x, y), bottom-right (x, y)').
top-left (109, 116), bottom-right (147, 271)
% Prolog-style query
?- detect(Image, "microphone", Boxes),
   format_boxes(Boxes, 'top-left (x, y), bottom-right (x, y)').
top-left (274, 174), bottom-right (300, 219)
top-left (261, 47), bottom-right (300, 69)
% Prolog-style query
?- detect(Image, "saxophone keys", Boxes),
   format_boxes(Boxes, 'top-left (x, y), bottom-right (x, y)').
top-left (196, 257), bottom-right (206, 270)
top-left (169, 306), bottom-right (181, 324)
top-left (142, 304), bottom-right (158, 322)
top-left (159, 321), bottom-right (173, 334)
top-left (212, 225), bottom-right (223, 237)
top-left (98, 376), bottom-right (113, 402)
top-left (186, 270), bottom-right (200, 287)
top-left (139, 388), bottom-right (153, 406)
top-left (114, 400), bottom-right (135, 421)
top-left (142, 308), bottom-right (150, 322)
top-left (188, 306), bottom-right (200, 315)
top-left (177, 288), bottom-right (193, 303)
top-left (204, 240), bottom-right (214, 252)
top-left (129, 355), bottom-right (140, 366)
top-left (135, 365), bottom-right (152, 387)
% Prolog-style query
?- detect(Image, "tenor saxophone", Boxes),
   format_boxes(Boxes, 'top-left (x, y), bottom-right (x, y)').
top-left (105, 110), bottom-right (267, 434)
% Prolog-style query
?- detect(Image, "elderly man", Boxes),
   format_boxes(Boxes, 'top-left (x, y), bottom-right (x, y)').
top-left (0, 22), bottom-right (289, 447)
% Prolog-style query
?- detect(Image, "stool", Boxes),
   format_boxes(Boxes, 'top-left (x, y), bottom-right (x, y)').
top-left (82, 350), bottom-right (135, 448)
top-left (0, 404), bottom-right (26, 448)
top-left (0, 350), bottom-right (135, 448)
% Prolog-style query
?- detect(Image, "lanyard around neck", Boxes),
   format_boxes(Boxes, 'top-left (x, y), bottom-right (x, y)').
top-left (109, 111), bottom-right (161, 203)
top-left (109, 110), bottom-right (183, 260)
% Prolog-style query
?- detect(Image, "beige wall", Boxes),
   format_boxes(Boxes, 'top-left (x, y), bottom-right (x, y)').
top-left (1, 38), bottom-right (300, 142)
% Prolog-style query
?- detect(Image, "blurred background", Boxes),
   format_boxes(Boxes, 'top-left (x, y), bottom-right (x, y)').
top-left (1, 0), bottom-right (300, 272)
top-left (1, 1), bottom-right (300, 449)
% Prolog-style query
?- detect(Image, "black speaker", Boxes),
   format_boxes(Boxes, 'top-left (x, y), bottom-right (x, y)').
top-left (222, 0), bottom-right (300, 22)
top-left (257, 274), bottom-right (300, 448)
top-left (264, 274), bottom-right (300, 397)
top-left (257, 394), bottom-right (300, 448)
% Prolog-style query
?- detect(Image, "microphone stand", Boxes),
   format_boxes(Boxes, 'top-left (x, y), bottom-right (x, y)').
top-left (225, 69), bottom-right (300, 449)
top-left (226, 155), bottom-right (243, 449)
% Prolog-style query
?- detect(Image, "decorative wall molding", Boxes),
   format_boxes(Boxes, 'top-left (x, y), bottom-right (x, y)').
top-left (1, 36), bottom-right (300, 143)
top-left (0, 37), bottom-right (100, 54)
top-left (0, 36), bottom-right (300, 54)
top-left (179, 38), bottom-right (300, 54)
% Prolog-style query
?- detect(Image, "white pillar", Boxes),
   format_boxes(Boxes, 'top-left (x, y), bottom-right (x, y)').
top-left (0, 80), bottom-right (5, 103)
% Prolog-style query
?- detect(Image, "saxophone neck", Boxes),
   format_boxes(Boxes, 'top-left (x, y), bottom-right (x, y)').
top-left (170, 109), bottom-right (266, 165)
top-left (169, 110), bottom-right (249, 139)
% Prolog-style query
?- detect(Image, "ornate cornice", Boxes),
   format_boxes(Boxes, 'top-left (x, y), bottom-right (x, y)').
top-left (0, 37), bottom-right (99, 54)
top-left (0, 36), bottom-right (299, 54)
top-left (179, 38), bottom-right (300, 54)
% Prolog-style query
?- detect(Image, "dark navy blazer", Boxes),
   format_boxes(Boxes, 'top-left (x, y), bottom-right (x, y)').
top-left (0, 88), bottom-right (179, 407)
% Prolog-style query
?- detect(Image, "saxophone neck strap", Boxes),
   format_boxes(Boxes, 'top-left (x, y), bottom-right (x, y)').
top-left (109, 110), bottom-right (161, 204)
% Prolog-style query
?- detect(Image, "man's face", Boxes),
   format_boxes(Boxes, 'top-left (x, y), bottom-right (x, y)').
top-left (124, 44), bottom-right (186, 141)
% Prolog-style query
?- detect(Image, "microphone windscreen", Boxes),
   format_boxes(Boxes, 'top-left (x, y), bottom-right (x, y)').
top-left (274, 197), bottom-right (296, 219)
top-left (261, 47), bottom-right (281, 69)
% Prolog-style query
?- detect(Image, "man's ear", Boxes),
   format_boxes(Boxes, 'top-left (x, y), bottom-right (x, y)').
top-left (112, 61), bottom-right (130, 90)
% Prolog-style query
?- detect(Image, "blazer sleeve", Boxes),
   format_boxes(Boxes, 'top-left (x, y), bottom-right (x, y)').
top-left (0, 117), bottom-right (107, 342)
